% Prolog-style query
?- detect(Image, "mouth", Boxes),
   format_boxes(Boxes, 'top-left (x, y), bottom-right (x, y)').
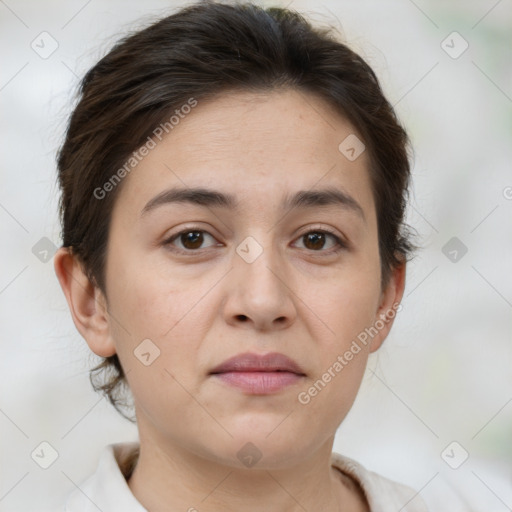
top-left (209, 352), bottom-right (306, 394)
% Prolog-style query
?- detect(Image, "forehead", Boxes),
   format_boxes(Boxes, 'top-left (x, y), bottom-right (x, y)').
top-left (112, 89), bottom-right (375, 221)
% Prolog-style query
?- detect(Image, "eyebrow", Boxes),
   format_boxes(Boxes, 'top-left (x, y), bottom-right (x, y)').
top-left (141, 186), bottom-right (365, 221)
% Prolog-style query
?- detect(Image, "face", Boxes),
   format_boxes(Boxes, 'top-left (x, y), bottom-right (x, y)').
top-left (92, 90), bottom-right (403, 468)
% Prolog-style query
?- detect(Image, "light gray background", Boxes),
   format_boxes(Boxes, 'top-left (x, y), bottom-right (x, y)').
top-left (1, 0), bottom-right (511, 510)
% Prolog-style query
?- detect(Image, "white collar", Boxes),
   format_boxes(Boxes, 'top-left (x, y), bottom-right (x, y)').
top-left (64, 442), bottom-right (146, 512)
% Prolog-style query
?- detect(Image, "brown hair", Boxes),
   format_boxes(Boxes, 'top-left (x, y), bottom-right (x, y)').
top-left (56, 0), bottom-right (415, 421)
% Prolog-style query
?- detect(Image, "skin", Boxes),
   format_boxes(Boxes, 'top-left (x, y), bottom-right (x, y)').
top-left (54, 89), bottom-right (406, 512)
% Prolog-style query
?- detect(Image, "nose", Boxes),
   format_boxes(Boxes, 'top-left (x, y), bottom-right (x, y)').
top-left (222, 237), bottom-right (297, 332)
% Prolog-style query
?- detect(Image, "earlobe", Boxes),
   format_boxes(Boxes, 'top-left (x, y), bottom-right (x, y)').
top-left (53, 247), bottom-right (116, 357)
top-left (368, 262), bottom-right (407, 353)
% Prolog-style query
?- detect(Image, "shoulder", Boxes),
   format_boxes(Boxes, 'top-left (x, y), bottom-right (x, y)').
top-left (331, 452), bottom-right (429, 512)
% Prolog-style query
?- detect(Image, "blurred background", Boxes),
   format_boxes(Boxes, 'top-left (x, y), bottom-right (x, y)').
top-left (1, 0), bottom-right (511, 510)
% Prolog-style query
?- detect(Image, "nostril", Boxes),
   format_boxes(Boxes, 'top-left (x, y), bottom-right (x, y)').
top-left (236, 314), bottom-right (248, 322)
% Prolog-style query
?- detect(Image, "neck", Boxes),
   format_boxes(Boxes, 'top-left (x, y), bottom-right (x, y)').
top-left (126, 430), bottom-right (368, 512)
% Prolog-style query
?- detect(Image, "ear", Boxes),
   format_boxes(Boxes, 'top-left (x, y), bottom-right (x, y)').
top-left (368, 261), bottom-right (406, 353)
top-left (54, 247), bottom-right (116, 357)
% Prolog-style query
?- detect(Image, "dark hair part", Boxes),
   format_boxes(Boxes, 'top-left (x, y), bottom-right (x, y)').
top-left (57, 0), bottom-right (415, 420)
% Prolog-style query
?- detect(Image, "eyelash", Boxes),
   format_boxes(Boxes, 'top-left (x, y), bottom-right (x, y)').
top-left (162, 226), bottom-right (348, 255)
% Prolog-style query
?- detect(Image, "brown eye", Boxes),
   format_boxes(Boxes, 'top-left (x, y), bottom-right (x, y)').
top-left (180, 231), bottom-right (204, 249)
top-left (164, 229), bottom-right (219, 252)
top-left (303, 232), bottom-right (327, 250)
top-left (294, 230), bottom-right (347, 253)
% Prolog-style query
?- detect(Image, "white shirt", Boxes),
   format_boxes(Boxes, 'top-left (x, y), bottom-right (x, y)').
top-left (62, 442), bottom-right (432, 511)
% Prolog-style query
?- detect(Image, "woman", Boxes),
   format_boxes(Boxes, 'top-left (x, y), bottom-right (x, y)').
top-left (54, 2), bottom-right (426, 510)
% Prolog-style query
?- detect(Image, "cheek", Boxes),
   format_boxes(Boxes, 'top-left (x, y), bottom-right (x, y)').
top-left (295, 285), bottom-right (378, 431)
top-left (105, 249), bottom-right (217, 386)
top-left (309, 263), bottom-right (381, 350)
top-left (295, 353), bottom-right (367, 442)
top-left (294, 261), bottom-right (380, 419)
top-left (106, 261), bottom-right (204, 423)
top-left (106, 246), bottom-right (196, 338)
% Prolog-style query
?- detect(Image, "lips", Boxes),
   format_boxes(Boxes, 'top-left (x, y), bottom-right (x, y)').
top-left (209, 352), bottom-right (306, 394)
top-left (209, 352), bottom-right (306, 375)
